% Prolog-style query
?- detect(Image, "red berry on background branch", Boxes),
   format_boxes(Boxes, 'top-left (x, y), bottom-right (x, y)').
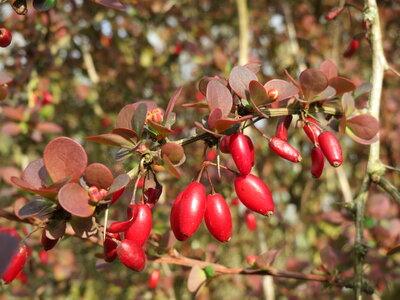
top-left (275, 115), bottom-right (292, 141)
top-left (245, 211), bottom-right (257, 231)
top-left (204, 193), bottom-right (232, 242)
top-left (318, 131), bottom-right (343, 167)
top-left (303, 117), bottom-right (322, 144)
top-left (343, 39), bottom-right (359, 58)
top-left (117, 239), bottom-right (146, 272)
top-left (148, 269), bottom-right (161, 289)
top-left (0, 28), bottom-right (12, 47)
top-left (234, 174), bottom-right (274, 216)
top-left (310, 146), bottom-right (325, 178)
top-left (229, 133), bottom-right (254, 175)
top-left (2, 245), bottom-right (29, 284)
top-left (269, 137), bottom-right (302, 163)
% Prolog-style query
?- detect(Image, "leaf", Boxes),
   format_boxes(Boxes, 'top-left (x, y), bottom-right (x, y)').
top-left (299, 69), bottom-right (328, 100)
top-left (341, 93), bottom-right (355, 117)
top-left (1, 122), bottom-right (21, 136)
top-left (2, 106), bottom-right (25, 121)
top-left (116, 104), bottom-right (136, 130)
top-left (181, 101), bottom-right (208, 108)
top-left (264, 79), bottom-right (299, 102)
top-left (0, 232), bottom-right (19, 277)
top-left (187, 265), bottom-right (207, 293)
top-left (249, 80), bottom-right (268, 105)
top-left (312, 86), bottom-right (336, 102)
top-left (347, 114), bottom-right (379, 140)
top-left (320, 245), bottom-right (338, 273)
top-left (206, 80), bottom-right (233, 118)
top-left (11, 177), bottom-right (58, 198)
top-left (163, 154), bottom-right (182, 179)
top-left (70, 216), bottom-right (97, 238)
top-left (284, 69), bottom-right (302, 92)
top-left (319, 59), bottom-right (338, 80)
top-left (345, 127), bottom-right (379, 145)
top-left (21, 159), bottom-right (48, 189)
top-left (45, 220), bottom-right (66, 240)
top-left (160, 143), bottom-right (185, 164)
top-left (84, 163), bottom-right (114, 189)
top-left (214, 115), bottom-right (253, 133)
top-left (32, 0), bottom-right (56, 11)
top-left (244, 62), bottom-right (261, 74)
top-left (147, 120), bottom-right (174, 137)
top-left (43, 137), bottom-right (88, 183)
top-left (354, 83), bottom-right (372, 99)
top-left (198, 77), bottom-right (228, 96)
top-left (203, 266), bottom-right (215, 278)
top-left (94, 0), bottom-right (126, 11)
top-left (107, 174), bottom-right (130, 196)
top-left (36, 122), bottom-right (63, 133)
top-left (228, 66), bottom-right (258, 99)
top-left (207, 108), bottom-right (223, 131)
top-left (58, 183), bottom-right (94, 218)
top-left (255, 249), bottom-right (282, 268)
top-left (84, 133), bottom-right (134, 149)
top-left (0, 72), bottom-right (12, 85)
top-left (164, 87), bottom-right (182, 126)
top-left (18, 197), bottom-right (52, 219)
top-left (112, 128), bottom-right (138, 143)
top-left (132, 103), bottom-right (148, 139)
top-left (194, 122), bottom-right (224, 137)
top-left (387, 245), bottom-right (400, 256)
top-left (328, 77), bottom-right (356, 95)
top-left (143, 170), bottom-right (163, 208)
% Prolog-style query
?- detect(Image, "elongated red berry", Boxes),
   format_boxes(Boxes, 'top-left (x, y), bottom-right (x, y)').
top-left (104, 232), bottom-right (121, 263)
top-left (117, 239), bottom-right (146, 271)
top-left (303, 117), bottom-right (321, 144)
top-left (179, 182), bottom-right (206, 237)
top-left (269, 137), bottom-right (302, 162)
top-left (0, 28), bottom-right (12, 48)
top-left (275, 115), bottom-right (293, 141)
top-left (204, 193), bottom-right (232, 242)
top-left (318, 131), bottom-right (343, 167)
top-left (245, 211), bottom-right (257, 231)
top-left (41, 230), bottom-right (59, 251)
top-left (219, 135), bottom-right (231, 154)
top-left (230, 133), bottom-right (254, 175)
top-left (108, 220), bottom-right (133, 233)
top-left (125, 204), bottom-right (152, 246)
top-left (2, 245), bottom-right (28, 284)
top-left (343, 39), bottom-right (359, 58)
top-left (311, 147), bottom-right (325, 178)
top-left (148, 269), bottom-right (161, 289)
top-left (234, 174), bottom-right (274, 215)
top-left (170, 190), bottom-right (188, 241)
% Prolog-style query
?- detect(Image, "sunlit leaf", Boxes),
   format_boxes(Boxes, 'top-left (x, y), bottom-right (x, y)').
top-left (198, 76), bottom-right (228, 96)
top-left (206, 80), bottom-right (233, 117)
top-left (319, 59), bottom-right (338, 80)
top-left (207, 108), bottom-right (223, 130)
top-left (11, 177), bottom-right (58, 198)
top-left (229, 66), bottom-right (258, 99)
top-left (215, 115), bottom-right (253, 133)
top-left (264, 79), bottom-right (299, 102)
top-left (244, 62), bottom-right (261, 74)
top-left (345, 127), bottom-right (379, 145)
top-left (341, 92), bottom-right (355, 117)
top-left (112, 128), bottom-right (138, 143)
top-left (21, 159), bottom-right (48, 189)
top-left (328, 77), bottom-right (356, 95)
top-left (58, 183), bottom-right (94, 218)
top-left (84, 133), bottom-right (134, 149)
top-left (249, 80), bottom-right (268, 105)
top-left (147, 120), bottom-right (174, 138)
top-left (164, 87), bottom-right (182, 126)
top-left (187, 265), bottom-right (207, 292)
top-left (299, 69), bottom-right (328, 100)
top-left (84, 163), bottom-right (114, 189)
top-left (354, 82), bottom-right (372, 99)
top-left (160, 142), bottom-right (185, 164)
top-left (347, 114), bottom-right (379, 140)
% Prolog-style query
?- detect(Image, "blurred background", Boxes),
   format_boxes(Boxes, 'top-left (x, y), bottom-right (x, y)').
top-left (0, 0), bottom-right (399, 299)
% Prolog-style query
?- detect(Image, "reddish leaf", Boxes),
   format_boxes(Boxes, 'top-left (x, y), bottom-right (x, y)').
top-left (11, 177), bottom-right (58, 198)
top-left (255, 249), bottom-right (282, 268)
top-left (181, 101), bottom-right (208, 108)
top-left (45, 220), bottom-right (66, 240)
top-left (111, 128), bottom-right (138, 143)
top-left (164, 87), bottom-right (182, 126)
top-left (132, 103), bottom-right (147, 139)
top-left (43, 137), bottom-right (88, 183)
top-left (2, 106), bottom-right (25, 121)
top-left (215, 115), bottom-right (254, 133)
top-left (264, 79), bottom-right (299, 102)
top-left (187, 265), bottom-right (207, 292)
top-left (84, 163), bottom-right (114, 189)
top-left (244, 62), bottom-right (261, 74)
top-left (341, 93), bottom-right (355, 117)
top-left (107, 174), bottom-right (130, 196)
top-left (116, 101), bottom-right (157, 130)
top-left (198, 77), bottom-right (228, 96)
top-left (206, 80), bottom-right (233, 117)
top-left (84, 133), bottom-right (134, 148)
top-left (94, 0), bottom-right (126, 11)
top-left (347, 114), bottom-right (379, 140)
top-left (160, 143), bottom-right (185, 164)
top-left (0, 166), bottom-right (21, 186)
top-left (58, 183), bottom-right (94, 218)
top-left (163, 155), bottom-right (181, 179)
top-left (345, 127), bottom-right (379, 145)
top-left (21, 159), bottom-right (48, 189)
top-left (319, 59), bottom-right (338, 80)
top-left (0, 72), bottom-right (12, 85)
top-left (36, 123), bottom-right (62, 134)
top-left (70, 217), bottom-right (97, 238)
top-left (354, 83), bottom-right (372, 98)
top-left (328, 77), bottom-right (356, 95)
top-left (299, 69), bottom-right (328, 100)
top-left (194, 122), bottom-right (223, 137)
top-left (320, 245), bottom-right (338, 273)
top-left (1, 122), bottom-right (21, 136)
top-left (207, 108), bottom-right (223, 131)
top-left (249, 80), bottom-right (268, 105)
top-left (147, 120), bottom-right (174, 137)
top-left (311, 86), bottom-right (337, 102)
top-left (284, 69), bottom-right (302, 92)
top-left (229, 66), bottom-right (258, 99)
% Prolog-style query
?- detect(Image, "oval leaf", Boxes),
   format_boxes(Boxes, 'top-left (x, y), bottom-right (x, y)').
top-left (18, 198), bottom-right (52, 219)
top-left (264, 79), bottom-right (299, 102)
top-left (58, 183), bottom-right (94, 218)
top-left (249, 80), bottom-right (268, 105)
top-left (188, 265), bottom-right (207, 292)
top-left (94, 0), bottom-right (126, 11)
top-left (162, 155), bottom-right (181, 179)
top-left (107, 174), bottom-right (130, 196)
top-left (207, 108), bottom-right (223, 131)
top-left (329, 76), bottom-right (356, 96)
top-left (299, 69), bottom-right (328, 100)
top-left (198, 77), bottom-right (228, 96)
top-left (319, 59), bottom-right (338, 80)
top-left (84, 163), bottom-right (114, 189)
top-left (160, 143), bottom-right (185, 164)
top-left (341, 93), bottom-right (355, 117)
top-left (45, 220), bottom-right (67, 240)
top-left (84, 133), bottom-right (134, 149)
top-left (147, 120), bottom-right (174, 138)
top-left (21, 159), bottom-right (48, 189)
top-left (133, 104), bottom-right (147, 139)
top-left (215, 115), bottom-right (254, 133)
top-left (112, 128), bottom-right (138, 143)
top-left (165, 87), bottom-right (182, 126)
top-left (194, 122), bottom-right (223, 137)
top-left (43, 137), bottom-right (88, 183)
top-left (347, 114), bottom-right (379, 140)
top-left (229, 66), bottom-right (258, 99)
top-left (206, 80), bottom-right (233, 117)
top-left (11, 177), bottom-right (58, 198)
top-left (244, 62), bottom-right (261, 74)
top-left (70, 216), bottom-right (97, 238)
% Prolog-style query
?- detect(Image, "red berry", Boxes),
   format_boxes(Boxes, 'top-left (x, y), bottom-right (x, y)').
top-left (234, 174), bottom-right (274, 216)
top-left (343, 39), bottom-right (359, 58)
top-left (148, 269), bottom-right (161, 289)
top-left (325, 8), bottom-right (342, 21)
top-left (104, 232), bottom-right (121, 263)
top-left (230, 133), bottom-right (254, 175)
top-left (108, 220), bottom-right (133, 233)
top-left (311, 147), bottom-right (325, 178)
top-left (0, 28), bottom-right (12, 47)
top-left (41, 230), bottom-right (59, 251)
top-left (111, 187), bottom-right (125, 205)
top-left (246, 255), bottom-right (257, 266)
top-left (318, 131), bottom-right (343, 167)
top-left (269, 137), bottom-right (302, 163)
top-left (219, 135), bottom-right (231, 154)
top-left (245, 211), bottom-right (257, 231)
top-left (275, 115), bottom-right (293, 141)
top-left (230, 198), bottom-right (240, 206)
top-left (303, 117), bottom-right (321, 144)
top-left (206, 149), bottom-right (217, 161)
top-left (117, 239), bottom-right (146, 272)
top-left (204, 193), bottom-right (232, 242)
top-left (179, 182), bottom-right (206, 237)
top-left (170, 190), bottom-right (188, 241)
top-left (267, 88), bottom-right (279, 100)
top-left (125, 204), bottom-right (152, 246)
top-left (39, 250), bottom-right (48, 265)
top-left (2, 245), bottom-right (29, 284)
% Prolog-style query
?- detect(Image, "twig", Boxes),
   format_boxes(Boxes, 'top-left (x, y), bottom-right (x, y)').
top-left (375, 176), bottom-right (400, 203)
top-left (236, 0), bottom-right (249, 65)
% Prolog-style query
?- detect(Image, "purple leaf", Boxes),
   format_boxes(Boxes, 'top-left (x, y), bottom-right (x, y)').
top-left (346, 114), bottom-right (379, 140)
top-left (215, 115), bottom-right (253, 133)
top-left (329, 77), bottom-right (356, 95)
top-left (207, 108), bottom-right (223, 131)
top-left (84, 133), bottom-right (134, 148)
top-left (206, 80), bottom-right (233, 117)
top-left (94, 0), bottom-right (126, 11)
top-left (264, 79), bottom-right (299, 102)
top-left (299, 69), bottom-right (328, 100)
top-left (229, 66), bottom-right (258, 99)
top-left (58, 183), bottom-right (94, 218)
top-left (21, 159), bottom-right (48, 189)
top-left (84, 163), bottom-right (114, 189)
top-left (319, 59), bottom-right (338, 80)
top-left (249, 80), bottom-right (268, 105)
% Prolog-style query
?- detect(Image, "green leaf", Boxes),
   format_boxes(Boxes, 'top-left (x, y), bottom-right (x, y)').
top-left (203, 265), bottom-right (215, 278)
top-left (364, 216), bottom-right (376, 229)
